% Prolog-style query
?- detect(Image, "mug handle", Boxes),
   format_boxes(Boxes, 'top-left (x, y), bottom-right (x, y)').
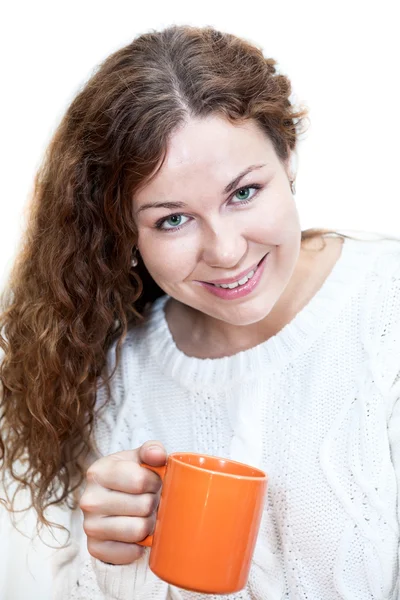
top-left (136, 463), bottom-right (167, 547)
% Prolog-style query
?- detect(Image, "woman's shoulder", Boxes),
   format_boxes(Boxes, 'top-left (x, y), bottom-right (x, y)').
top-left (344, 233), bottom-right (400, 267)
top-left (101, 295), bottom-right (168, 386)
top-left (353, 237), bottom-right (400, 383)
top-left (93, 316), bottom-right (162, 453)
top-left (126, 295), bottom-right (169, 354)
top-left (330, 234), bottom-right (400, 293)
top-left (347, 235), bottom-right (400, 317)
top-left (367, 237), bottom-right (400, 280)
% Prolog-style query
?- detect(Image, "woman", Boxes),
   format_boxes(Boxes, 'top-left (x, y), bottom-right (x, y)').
top-left (1, 24), bottom-right (399, 600)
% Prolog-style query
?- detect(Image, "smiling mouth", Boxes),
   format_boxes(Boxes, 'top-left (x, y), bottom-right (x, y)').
top-left (212, 268), bottom-right (256, 289)
top-left (203, 254), bottom-right (268, 289)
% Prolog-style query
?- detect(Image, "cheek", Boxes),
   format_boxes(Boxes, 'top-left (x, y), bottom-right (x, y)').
top-left (138, 233), bottom-right (199, 285)
top-left (249, 193), bottom-right (300, 245)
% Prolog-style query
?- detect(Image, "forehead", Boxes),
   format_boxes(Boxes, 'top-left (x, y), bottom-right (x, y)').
top-left (165, 115), bottom-right (273, 167)
top-left (137, 115), bottom-right (277, 199)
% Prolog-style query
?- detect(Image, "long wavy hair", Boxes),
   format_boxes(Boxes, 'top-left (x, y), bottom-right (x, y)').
top-left (1, 24), bottom-right (316, 526)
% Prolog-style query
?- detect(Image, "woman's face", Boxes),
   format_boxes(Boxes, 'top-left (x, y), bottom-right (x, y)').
top-left (134, 115), bottom-right (302, 326)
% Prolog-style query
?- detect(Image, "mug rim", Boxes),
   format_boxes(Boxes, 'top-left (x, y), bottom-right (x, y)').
top-left (169, 452), bottom-right (267, 481)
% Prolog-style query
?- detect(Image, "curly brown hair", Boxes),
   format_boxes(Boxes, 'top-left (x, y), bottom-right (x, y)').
top-left (0, 24), bottom-right (313, 527)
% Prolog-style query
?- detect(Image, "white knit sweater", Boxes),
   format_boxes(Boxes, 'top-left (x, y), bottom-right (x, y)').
top-left (53, 237), bottom-right (400, 600)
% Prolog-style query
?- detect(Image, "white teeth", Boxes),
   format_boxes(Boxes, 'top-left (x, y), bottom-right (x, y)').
top-left (214, 268), bottom-right (256, 289)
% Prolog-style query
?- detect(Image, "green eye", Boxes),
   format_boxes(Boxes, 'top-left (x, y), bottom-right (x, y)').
top-left (231, 186), bottom-right (260, 203)
top-left (167, 215), bottom-right (182, 226)
top-left (159, 214), bottom-right (189, 230)
top-left (235, 188), bottom-right (251, 201)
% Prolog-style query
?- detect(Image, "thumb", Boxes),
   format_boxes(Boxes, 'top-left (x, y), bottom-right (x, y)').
top-left (139, 440), bottom-right (167, 467)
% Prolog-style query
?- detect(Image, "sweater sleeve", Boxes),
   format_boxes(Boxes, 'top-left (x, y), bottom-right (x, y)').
top-left (371, 243), bottom-right (400, 595)
top-left (51, 505), bottom-right (171, 599)
top-left (52, 334), bottom-right (174, 599)
top-left (385, 265), bottom-right (400, 596)
top-left (388, 393), bottom-right (400, 599)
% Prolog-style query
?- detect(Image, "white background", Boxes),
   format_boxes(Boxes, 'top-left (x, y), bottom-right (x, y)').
top-left (0, 1), bottom-right (399, 598)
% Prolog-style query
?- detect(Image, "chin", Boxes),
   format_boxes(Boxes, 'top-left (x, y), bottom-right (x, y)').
top-left (210, 298), bottom-right (276, 327)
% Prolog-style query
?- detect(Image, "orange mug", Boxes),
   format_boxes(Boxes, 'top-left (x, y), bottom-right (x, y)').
top-left (138, 452), bottom-right (268, 594)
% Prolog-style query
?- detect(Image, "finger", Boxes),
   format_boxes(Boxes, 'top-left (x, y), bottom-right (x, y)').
top-left (84, 513), bottom-right (156, 544)
top-left (86, 458), bottom-right (162, 494)
top-left (139, 440), bottom-right (167, 467)
top-left (87, 539), bottom-right (145, 566)
top-left (81, 489), bottom-right (160, 517)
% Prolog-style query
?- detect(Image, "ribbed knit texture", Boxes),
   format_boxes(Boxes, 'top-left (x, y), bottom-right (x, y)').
top-left (53, 238), bottom-right (400, 600)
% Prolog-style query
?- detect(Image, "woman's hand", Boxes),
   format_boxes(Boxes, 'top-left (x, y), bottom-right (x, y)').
top-left (80, 441), bottom-right (167, 565)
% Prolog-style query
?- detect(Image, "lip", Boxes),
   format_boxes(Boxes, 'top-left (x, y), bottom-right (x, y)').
top-left (204, 259), bottom-right (262, 285)
top-left (198, 253), bottom-right (269, 301)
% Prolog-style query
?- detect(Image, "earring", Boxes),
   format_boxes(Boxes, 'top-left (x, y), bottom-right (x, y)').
top-left (290, 180), bottom-right (296, 195)
top-left (131, 247), bottom-right (138, 268)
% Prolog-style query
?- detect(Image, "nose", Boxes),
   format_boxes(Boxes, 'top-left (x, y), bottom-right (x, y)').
top-left (201, 222), bottom-right (247, 269)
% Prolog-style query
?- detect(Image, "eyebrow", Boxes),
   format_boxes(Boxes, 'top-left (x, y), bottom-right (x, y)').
top-left (136, 163), bottom-right (267, 214)
top-left (224, 163), bottom-right (266, 194)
